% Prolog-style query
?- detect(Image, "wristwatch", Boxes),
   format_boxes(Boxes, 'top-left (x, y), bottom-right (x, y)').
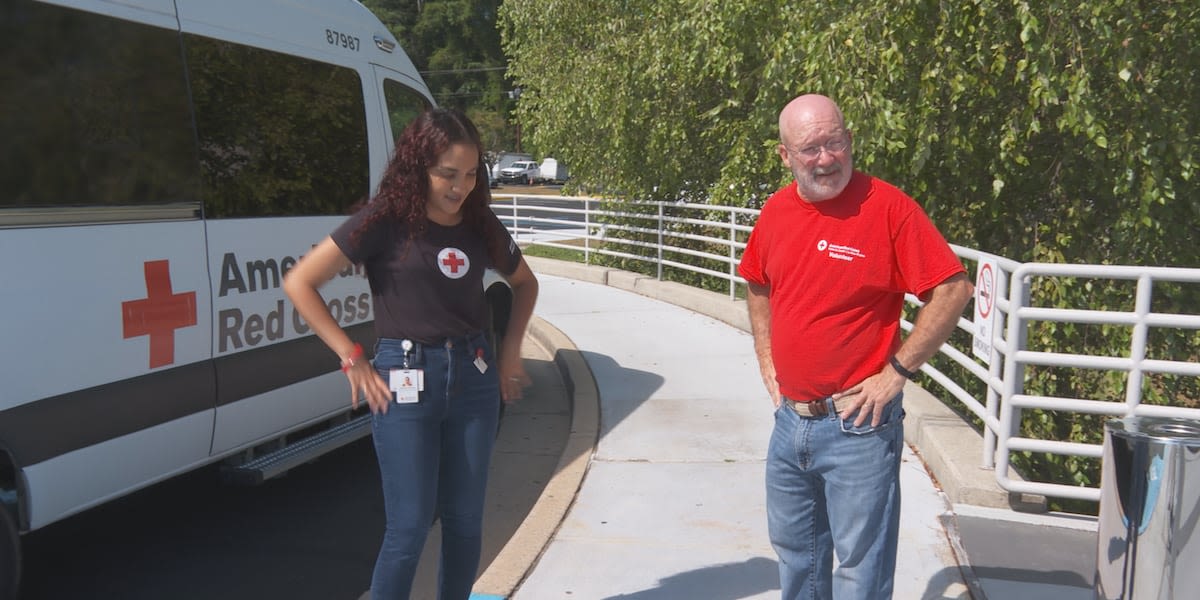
top-left (889, 355), bottom-right (918, 380)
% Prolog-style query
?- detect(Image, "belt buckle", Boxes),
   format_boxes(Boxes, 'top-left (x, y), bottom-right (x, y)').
top-left (790, 397), bottom-right (828, 418)
top-left (808, 399), bottom-right (829, 417)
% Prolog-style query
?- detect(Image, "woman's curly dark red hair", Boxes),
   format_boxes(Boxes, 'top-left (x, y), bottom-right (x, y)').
top-left (353, 108), bottom-right (504, 265)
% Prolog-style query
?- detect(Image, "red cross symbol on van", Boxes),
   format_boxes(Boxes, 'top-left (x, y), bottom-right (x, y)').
top-left (122, 260), bottom-right (198, 368)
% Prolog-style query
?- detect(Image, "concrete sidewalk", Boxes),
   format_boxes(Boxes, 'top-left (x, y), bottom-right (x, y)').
top-left (474, 261), bottom-right (973, 599)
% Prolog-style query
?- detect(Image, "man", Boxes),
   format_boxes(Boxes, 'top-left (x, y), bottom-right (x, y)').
top-left (738, 94), bottom-right (973, 599)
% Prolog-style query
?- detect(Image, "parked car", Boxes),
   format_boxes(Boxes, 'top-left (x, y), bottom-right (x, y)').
top-left (489, 151), bottom-right (533, 184)
top-left (498, 160), bottom-right (541, 184)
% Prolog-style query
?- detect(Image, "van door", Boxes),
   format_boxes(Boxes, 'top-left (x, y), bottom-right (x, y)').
top-left (178, 30), bottom-right (379, 454)
top-left (1, 222), bottom-right (218, 530)
top-left (0, 0), bottom-right (217, 530)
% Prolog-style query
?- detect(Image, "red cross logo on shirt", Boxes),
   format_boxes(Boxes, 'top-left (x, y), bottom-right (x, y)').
top-left (437, 247), bottom-right (470, 280)
top-left (122, 260), bottom-right (198, 368)
top-left (443, 252), bottom-right (465, 273)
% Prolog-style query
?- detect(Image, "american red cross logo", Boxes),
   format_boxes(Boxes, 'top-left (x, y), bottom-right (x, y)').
top-left (122, 260), bottom-right (198, 368)
top-left (437, 247), bottom-right (469, 280)
top-left (443, 251), bottom-right (465, 272)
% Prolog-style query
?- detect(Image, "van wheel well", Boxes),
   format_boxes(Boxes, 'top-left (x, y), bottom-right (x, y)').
top-left (0, 452), bottom-right (20, 600)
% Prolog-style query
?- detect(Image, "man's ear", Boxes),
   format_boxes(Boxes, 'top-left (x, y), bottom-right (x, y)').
top-left (777, 143), bottom-right (791, 168)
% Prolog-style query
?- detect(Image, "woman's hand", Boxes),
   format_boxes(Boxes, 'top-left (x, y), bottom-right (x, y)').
top-left (284, 238), bottom-right (393, 411)
top-left (498, 346), bottom-right (529, 404)
top-left (346, 361), bottom-right (392, 413)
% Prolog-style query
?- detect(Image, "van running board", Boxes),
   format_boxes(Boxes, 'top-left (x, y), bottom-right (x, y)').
top-left (221, 414), bottom-right (372, 486)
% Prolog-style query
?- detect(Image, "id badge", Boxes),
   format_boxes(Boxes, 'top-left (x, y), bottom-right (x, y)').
top-left (389, 368), bottom-right (424, 404)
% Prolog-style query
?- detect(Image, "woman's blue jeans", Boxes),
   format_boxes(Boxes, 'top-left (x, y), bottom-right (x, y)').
top-left (368, 334), bottom-right (500, 600)
top-left (766, 395), bottom-right (905, 600)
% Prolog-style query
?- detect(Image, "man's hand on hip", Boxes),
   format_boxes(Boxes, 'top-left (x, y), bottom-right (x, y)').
top-left (831, 368), bottom-right (907, 427)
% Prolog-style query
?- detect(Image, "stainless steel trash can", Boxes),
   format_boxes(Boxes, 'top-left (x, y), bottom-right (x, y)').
top-left (1095, 416), bottom-right (1200, 599)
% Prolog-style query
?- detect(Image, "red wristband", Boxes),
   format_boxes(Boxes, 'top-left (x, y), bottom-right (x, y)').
top-left (340, 343), bottom-right (364, 372)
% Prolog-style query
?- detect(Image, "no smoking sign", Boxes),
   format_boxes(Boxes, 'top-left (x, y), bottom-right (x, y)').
top-left (972, 256), bottom-right (1000, 363)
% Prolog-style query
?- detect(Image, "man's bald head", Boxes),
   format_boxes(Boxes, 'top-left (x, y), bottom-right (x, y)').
top-left (777, 95), bottom-right (854, 202)
top-left (778, 94), bottom-right (846, 146)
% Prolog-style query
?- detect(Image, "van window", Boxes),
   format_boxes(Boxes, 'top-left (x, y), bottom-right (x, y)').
top-left (383, 78), bottom-right (432, 143)
top-left (0, 0), bottom-right (200, 223)
top-left (185, 35), bottom-right (370, 217)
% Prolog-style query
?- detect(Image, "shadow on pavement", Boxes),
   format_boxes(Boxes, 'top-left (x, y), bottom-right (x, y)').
top-left (577, 350), bottom-right (664, 443)
top-left (600, 557), bottom-right (779, 600)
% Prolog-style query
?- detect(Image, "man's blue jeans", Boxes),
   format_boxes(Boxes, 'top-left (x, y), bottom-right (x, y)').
top-left (766, 395), bottom-right (904, 600)
top-left (368, 334), bottom-right (500, 600)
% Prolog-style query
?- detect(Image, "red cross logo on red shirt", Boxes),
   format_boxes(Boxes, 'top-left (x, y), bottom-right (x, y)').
top-left (437, 247), bottom-right (470, 280)
top-left (122, 260), bottom-right (198, 368)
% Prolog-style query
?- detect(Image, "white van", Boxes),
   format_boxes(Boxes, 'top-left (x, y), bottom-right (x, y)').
top-left (0, 1), bottom-right (511, 596)
top-left (538, 158), bottom-right (570, 184)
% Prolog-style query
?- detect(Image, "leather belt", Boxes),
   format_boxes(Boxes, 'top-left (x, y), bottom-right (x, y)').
top-left (783, 396), bottom-right (853, 418)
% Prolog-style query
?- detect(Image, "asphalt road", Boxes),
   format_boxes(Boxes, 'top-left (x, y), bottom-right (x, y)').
top-left (18, 338), bottom-right (568, 600)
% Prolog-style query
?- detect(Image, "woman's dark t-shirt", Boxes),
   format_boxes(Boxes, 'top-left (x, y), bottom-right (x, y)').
top-left (330, 202), bottom-right (521, 343)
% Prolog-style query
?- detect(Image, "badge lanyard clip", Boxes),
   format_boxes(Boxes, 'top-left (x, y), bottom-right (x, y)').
top-left (401, 339), bottom-right (413, 369)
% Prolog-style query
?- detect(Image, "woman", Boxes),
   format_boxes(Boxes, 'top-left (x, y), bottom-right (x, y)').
top-left (283, 108), bottom-right (539, 599)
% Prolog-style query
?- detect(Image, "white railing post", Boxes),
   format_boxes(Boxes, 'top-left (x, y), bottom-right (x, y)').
top-left (510, 199), bottom-right (519, 241)
top-left (981, 265), bottom-right (1009, 470)
top-left (656, 202), bottom-right (663, 281)
top-left (728, 210), bottom-right (737, 300)
top-left (996, 270), bottom-right (1031, 490)
top-left (1124, 274), bottom-right (1152, 415)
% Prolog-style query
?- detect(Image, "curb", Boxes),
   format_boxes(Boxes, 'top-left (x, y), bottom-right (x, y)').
top-left (521, 255), bottom-right (1039, 512)
top-left (903, 385), bottom-right (1045, 511)
top-left (472, 317), bottom-right (601, 598)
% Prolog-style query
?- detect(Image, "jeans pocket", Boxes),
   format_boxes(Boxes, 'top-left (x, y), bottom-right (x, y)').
top-left (838, 398), bottom-right (905, 436)
top-left (471, 333), bottom-right (494, 363)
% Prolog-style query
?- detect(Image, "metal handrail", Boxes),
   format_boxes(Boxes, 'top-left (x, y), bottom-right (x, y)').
top-left (493, 193), bottom-right (1200, 504)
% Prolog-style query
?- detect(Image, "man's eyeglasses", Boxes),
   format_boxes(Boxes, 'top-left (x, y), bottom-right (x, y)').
top-left (788, 137), bottom-right (849, 160)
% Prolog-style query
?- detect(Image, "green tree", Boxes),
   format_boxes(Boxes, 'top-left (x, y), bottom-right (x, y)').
top-left (501, 0), bottom-right (1200, 508)
top-left (500, 0), bottom-right (1198, 266)
top-left (363, 0), bottom-right (517, 152)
